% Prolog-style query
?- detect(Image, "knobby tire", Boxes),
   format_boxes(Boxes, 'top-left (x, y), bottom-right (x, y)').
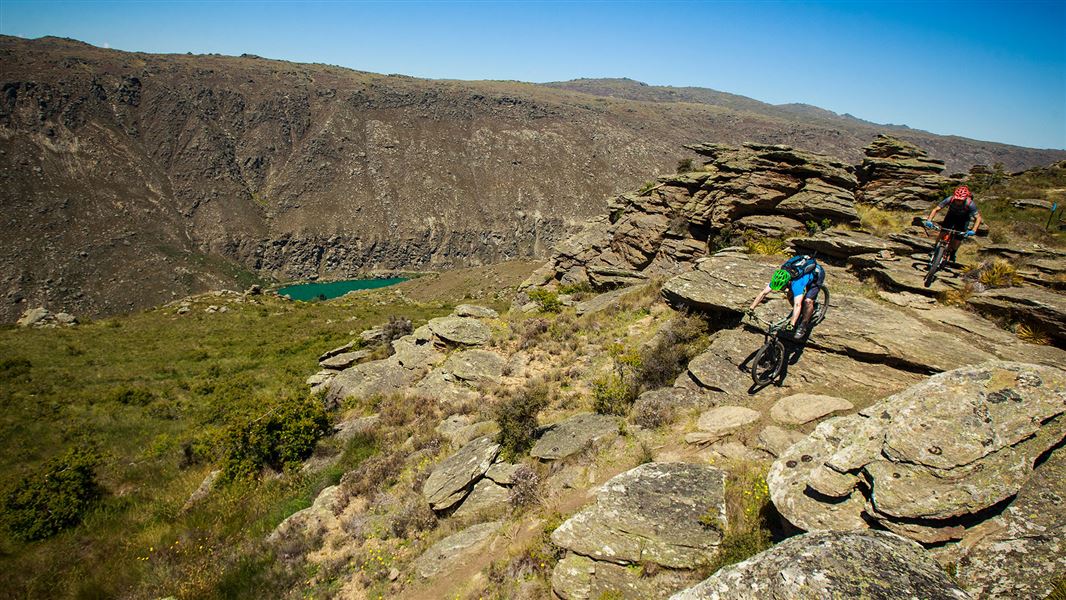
top-left (925, 243), bottom-right (945, 288)
top-left (752, 338), bottom-right (785, 386)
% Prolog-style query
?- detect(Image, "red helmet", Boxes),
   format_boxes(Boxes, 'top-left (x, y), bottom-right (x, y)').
top-left (952, 185), bottom-right (971, 201)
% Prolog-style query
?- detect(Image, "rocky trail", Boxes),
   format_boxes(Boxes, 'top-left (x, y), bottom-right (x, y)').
top-left (244, 136), bottom-right (1066, 599)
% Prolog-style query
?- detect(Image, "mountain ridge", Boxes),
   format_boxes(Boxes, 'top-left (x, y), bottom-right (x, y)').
top-left (2, 34), bottom-right (1064, 322)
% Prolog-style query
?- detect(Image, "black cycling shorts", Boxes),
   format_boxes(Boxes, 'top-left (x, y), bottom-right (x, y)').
top-left (941, 212), bottom-right (972, 233)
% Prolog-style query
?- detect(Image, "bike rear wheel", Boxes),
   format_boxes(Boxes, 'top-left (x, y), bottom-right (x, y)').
top-left (811, 286), bottom-right (830, 326)
top-left (925, 243), bottom-right (945, 288)
top-left (752, 338), bottom-right (785, 386)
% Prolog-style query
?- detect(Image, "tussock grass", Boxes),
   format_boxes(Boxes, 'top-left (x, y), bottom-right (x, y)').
top-left (977, 258), bottom-right (1022, 288)
top-left (939, 283), bottom-right (978, 308)
top-left (743, 235), bottom-right (788, 256)
top-left (855, 203), bottom-right (913, 237)
top-left (1016, 323), bottom-right (1052, 346)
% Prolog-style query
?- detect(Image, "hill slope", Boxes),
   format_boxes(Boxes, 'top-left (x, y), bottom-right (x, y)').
top-left (2, 36), bottom-right (1063, 322)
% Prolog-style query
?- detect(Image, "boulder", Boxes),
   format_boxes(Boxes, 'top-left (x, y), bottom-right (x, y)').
top-left (412, 370), bottom-right (480, 405)
top-left (391, 337), bottom-right (445, 370)
top-left (671, 530), bottom-right (971, 600)
top-left (552, 553), bottom-right (701, 600)
top-left (427, 316), bottom-right (493, 346)
top-left (53, 312), bottom-right (77, 325)
top-left (733, 214), bottom-right (807, 238)
top-left (485, 462), bottom-right (523, 485)
top-left (267, 484), bottom-right (348, 549)
top-left (857, 134), bottom-right (952, 211)
top-left (955, 446), bottom-right (1066, 600)
top-left (967, 285), bottom-right (1066, 346)
top-left (551, 462), bottom-right (726, 569)
top-left (359, 326), bottom-right (385, 343)
top-left (442, 349), bottom-right (504, 384)
top-left (422, 436), bottom-right (500, 511)
top-left (16, 306), bottom-right (49, 327)
top-left (768, 362), bottom-right (1066, 543)
top-left (531, 413), bottom-right (620, 461)
top-left (323, 359), bottom-right (419, 409)
top-left (452, 304), bottom-right (499, 319)
top-left (411, 521), bottom-right (501, 579)
top-left (685, 406), bottom-right (761, 444)
top-left (769, 394), bottom-right (853, 425)
top-left (790, 229), bottom-right (911, 259)
top-left (452, 478), bottom-right (511, 519)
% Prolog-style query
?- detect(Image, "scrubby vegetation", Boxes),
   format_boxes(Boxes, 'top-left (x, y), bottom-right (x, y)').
top-left (0, 289), bottom-right (450, 598)
top-left (494, 383), bottom-right (550, 459)
top-left (527, 288), bottom-right (563, 313)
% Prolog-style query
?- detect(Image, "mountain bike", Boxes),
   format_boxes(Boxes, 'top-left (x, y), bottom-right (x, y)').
top-left (922, 223), bottom-right (969, 288)
top-left (747, 286), bottom-right (829, 386)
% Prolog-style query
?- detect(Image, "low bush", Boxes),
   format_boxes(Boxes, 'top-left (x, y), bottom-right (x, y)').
top-left (632, 393), bottom-right (677, 429)
top-left (855, 204), bottom-right (911, 236)
top-left (517, 318), bottom-right (551, 350)
top-left (388, 494), bottom-right (438, 539)
top-left (592, 373), bottom-right (639, 416)
top-left (107, 386), bottom-right (156, 406)
top-left (743, 235), bottom-right (787, 256)
top-left (217, 395), bottom-right (331, 482)
top-left (508, 465), bottom-right (542, 508)
top-left (701, 462), bottom-right (774, 574)
top-left (494, 383), bottom-right (550, 460)
top-left (677, 158), bottom-right (695, 173)
top-left (1, 447), bottom-right (101, 541)
top-left (527, 288), bottom-right (563, 313)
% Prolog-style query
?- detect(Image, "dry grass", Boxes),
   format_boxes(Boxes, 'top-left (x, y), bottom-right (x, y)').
top-left (977, 258), bottom-right (1022, 288)
top-left (743, 236), bottom-right (788, 256)
top-left (1016, 323), bottom-right (1051, 345)
top-left (855, 204), bottom-right (913, 237)
top-left (939, 283), bottom-right (978, 307)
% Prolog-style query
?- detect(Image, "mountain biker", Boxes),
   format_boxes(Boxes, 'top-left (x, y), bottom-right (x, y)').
top-left (924, 185), bottom-right (983, 264)
top-left (747, 254), bottom-right (825, 340)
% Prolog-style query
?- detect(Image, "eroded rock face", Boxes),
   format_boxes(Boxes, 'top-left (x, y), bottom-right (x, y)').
top-left (422, 436), bottom-right (500, 511)
top-left (661, 254), bottom-right (777, 316)
top-left (967, 285), bottom-right (1066, 347)
top-left (551, 462), bottom-right (726, 586)
top-left (442, 349), bottom-right (505, 384)
top-left (323, 359), bottom-right (419, 409)
top-left (768, 361), bottom-right (1066, 544)
top-left (857, 134), bottom-right (953, 212)
top-left (452, 304), bottom-right (499, 319)
top-left (671, 530), bottom-right (972, 600)
top-left (790, 229), bottom-right (910, 259)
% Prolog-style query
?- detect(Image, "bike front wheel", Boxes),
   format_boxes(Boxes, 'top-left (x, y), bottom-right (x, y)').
top-left (925, 243), bottom-right (945, 288)
top-left (752, 338), bottom-right (785, 386)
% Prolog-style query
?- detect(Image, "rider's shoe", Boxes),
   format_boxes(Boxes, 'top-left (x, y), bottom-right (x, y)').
top-left (777, 323), bottom-right (794, 340)
top-left (793, 323), bottom-right (807, 340)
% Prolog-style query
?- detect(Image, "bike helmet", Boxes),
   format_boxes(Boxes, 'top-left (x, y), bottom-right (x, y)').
top-left (769, 269), bottom-right (792, 291)
top-left (952, 185), bottom-right (971, 201)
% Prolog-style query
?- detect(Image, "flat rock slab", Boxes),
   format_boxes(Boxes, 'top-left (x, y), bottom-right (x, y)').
top-left (485, 462), bottom-right (522, 485)
top-left (810, 295), bottom-right (995, 373)
top-left (968, 285), bottom-right (1066, 346)
top-left (770, 394), bottom-right (853, 425)
top-left (671, 530), bottom-right (971, 600)
top-left (661, 254), bottom-right (776, 315)
top-left (685, 406), bottom-right (760, 444)
top-left (552, 552), bottom-right (702, 600)
top-left (318, 341), bottom-right (354, 361)
top-left (685, 328), bottom-right (763, 395)
top-left (427, 316), bottom-right (493, 346)
top-left (848, 253), bottom-right (958, 297)
top-left (551, 462), bottom-right (726, 569)
top-left (319, 349), bottom-right (371, 370)
top-left (531, 413), bottom-right (619, 461)
top-left (575, 285), bottom-right (647, 316)
top-left (768, 361), bottom-right (1066, 543)
top-left (442, 349), bottom-right (504, 383)
top-left (422, 436), bottom-right (500, 511)
top-left (453, 478), bottom-right (511, 520)
top-left (791, 229), bottom-right (911, 259)
top-left (452, 304), bottom-right (499, 319)
top-left (412, 521), bottom-right (501, 579)
top-left (391, 337), bottom-right (445, 370)
top-left (412, 370), bottom-right (480, 405)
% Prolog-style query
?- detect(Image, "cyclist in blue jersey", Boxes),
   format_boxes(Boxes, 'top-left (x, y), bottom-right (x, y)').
top-left (747, 254), bottom-right (825, 340)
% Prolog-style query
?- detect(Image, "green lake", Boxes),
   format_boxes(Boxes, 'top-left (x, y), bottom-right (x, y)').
top-left (276, 278), bottom-right (407, 301)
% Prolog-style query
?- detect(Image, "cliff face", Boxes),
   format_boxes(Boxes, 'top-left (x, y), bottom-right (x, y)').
top-left (1, 36), bottom-right (1063, 321)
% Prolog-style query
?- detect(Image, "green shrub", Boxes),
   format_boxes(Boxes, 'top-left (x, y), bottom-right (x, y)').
top-left (1, 448), bottom-right (101, 541)
top-left (527, 288), bottom-right (562, 313)
top-left (218, 395), bottom-right (331, 482)
top-left (677, 158), bottom-right (695, 173)
top-left (0, 357), bottom-right (32, 380)
top-left (494, 384), bottom-right (549, 460)
top-left (106, 386), bottom-right (156, 406)
top-left (592, 373), bottom-right (639, 416)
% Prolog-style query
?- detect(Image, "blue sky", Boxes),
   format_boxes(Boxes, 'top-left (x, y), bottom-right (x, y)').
top-left (2, 1), bottom-right (1064, 149)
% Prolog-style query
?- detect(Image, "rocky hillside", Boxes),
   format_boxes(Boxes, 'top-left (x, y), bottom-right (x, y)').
top-left (3, 35), bottom-right (1065, 322)
top-left (233, 139), bottom-right (1064, 598)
